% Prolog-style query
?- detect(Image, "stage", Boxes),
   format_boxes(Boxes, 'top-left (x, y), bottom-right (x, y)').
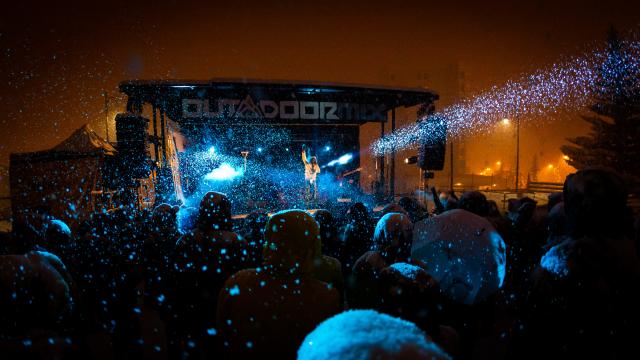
top-left (113, 79), bottom-right (438, 211)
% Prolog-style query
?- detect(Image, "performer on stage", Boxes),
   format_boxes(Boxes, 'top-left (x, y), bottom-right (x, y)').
top-left (301, 144), bottom-right (321, 201)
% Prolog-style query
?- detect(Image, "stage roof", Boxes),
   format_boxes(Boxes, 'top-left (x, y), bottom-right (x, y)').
top-left (119, 78), bottom-right (438, 125)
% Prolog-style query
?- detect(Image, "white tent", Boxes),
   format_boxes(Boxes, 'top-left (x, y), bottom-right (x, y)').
top-left (52, 124), bottom-right (116, 155)
top-left (10, 124), bottom-right (117, 229)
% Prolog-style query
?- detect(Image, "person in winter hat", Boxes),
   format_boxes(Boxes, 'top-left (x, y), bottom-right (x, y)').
top-left (347, 212), bottom-right (414, 309)
top-left (217, 209), bottom-right (341, 357)
top-left (173, 192), bottom-right (247, 353)
top-left (512, 168), bottom-right (640, 359)
top-left (298, 309), bottom-right (451, 360)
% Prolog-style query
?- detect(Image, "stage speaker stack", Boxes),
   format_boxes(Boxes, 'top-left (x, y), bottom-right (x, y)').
top-left (115, 113), bottom-right (151, 180)
top-left (417, 116), bottom-right (447, 171)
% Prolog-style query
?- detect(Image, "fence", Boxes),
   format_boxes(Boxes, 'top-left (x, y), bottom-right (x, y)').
top-left (527, 181), bottom-right (564, 193)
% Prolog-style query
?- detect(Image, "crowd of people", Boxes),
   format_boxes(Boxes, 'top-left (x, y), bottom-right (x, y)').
top-left (1, 167), bottom-right (639, 359)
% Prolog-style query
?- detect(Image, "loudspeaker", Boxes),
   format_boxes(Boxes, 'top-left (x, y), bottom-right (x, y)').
top-left (115, 113), bottom-right (150, 179)
top-left (418, 116), bottom-right (447, 171)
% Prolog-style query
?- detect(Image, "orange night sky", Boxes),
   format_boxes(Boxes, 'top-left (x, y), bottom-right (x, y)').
top-left (2, 0), bottom-right (639, 188)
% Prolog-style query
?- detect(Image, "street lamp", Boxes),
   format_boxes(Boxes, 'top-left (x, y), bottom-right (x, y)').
top-left (501, 117), bottom-right (521, 193)
top-left (515, 117), bottom-right (521, 193)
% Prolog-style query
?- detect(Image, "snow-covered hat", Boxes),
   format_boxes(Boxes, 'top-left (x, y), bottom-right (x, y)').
top-left (373, 212), bottom-right (412, 251)
top-left (298, 309), bottom-right (450, 360)
top-left (412, 209), bottom-right (507, 304)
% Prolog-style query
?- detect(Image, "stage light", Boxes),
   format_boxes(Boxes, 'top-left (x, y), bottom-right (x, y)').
top-left (501, 118), bottom-right (510, 125)
top-left (562, 155), bottom-right (570, 160)
top-left (496, 161), bottom-right (501, 166)
top-left (324, 145), bottom-right (331, 151)
top-left (547, 164), bottom-right (554, 169)
top-left (337, 153), bottom-right (352, 164)
top-left (325, 153), bottom-right (353, 167)
top-left (257, 147), bottom-right (263, 153)
top-left (404, 156), bottom-right (418, 164)
top-left (207, 146), bottom-right (216, 154)
top-left (204, 163), bottom-right (243, 181)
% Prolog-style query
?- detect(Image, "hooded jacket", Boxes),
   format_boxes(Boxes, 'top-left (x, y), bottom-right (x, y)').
top-left (348, 212), bottom-right (414, 309)
top-left (173, 192), bottom-right (247, 342)
top-left (340, 203), bottom-right (374, 274)
top-left (217, 210), bottom-right (341, 357)
top-left (0, 251), bottom-right (73, 335)
top-left (309, 220), bottom-right (344, 297)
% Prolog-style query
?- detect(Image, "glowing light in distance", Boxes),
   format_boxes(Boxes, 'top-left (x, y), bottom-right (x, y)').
top-left (204, 163), bottom-right (243, 181)
top-left (325, 153), bottom-right (353, 167)
top-left (496, 161), bottom-right (502, 166)
top-left (257, 147), bottom-right (263, 153)
top-left (404, 156), bottom-right (418, 165)
top-left (547, 164), bottom-right (554, 169)
top-left (207, 146), bottom-right (216, 155)
top-left (562, 155), bottom-right (570, 161)
top-left (324, 145), bottom-right (331, 151)
top-left (501, 118), bottom-right (510, 125)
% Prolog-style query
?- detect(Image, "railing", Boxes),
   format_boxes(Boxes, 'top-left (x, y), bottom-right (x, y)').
top-left (527, 181), bottom-right (564, 193)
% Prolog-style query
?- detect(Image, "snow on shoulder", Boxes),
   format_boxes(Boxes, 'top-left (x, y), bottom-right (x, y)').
top-left (540, 240), bottom-right (570, 278)
top-left (298, 309), bottom-right (450, 360)
top-left (389, 262), bottom-right (424, 280)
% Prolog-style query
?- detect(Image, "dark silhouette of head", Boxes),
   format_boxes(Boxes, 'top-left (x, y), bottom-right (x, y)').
top-left (347, 202), bottom-right (370, 224)
top-left (547, 192), bottom-right (563, 211)
top-left (151, 203), bottom-right (179, 235)
top-left (398, 196), bottom-right (423, 223)
top-left (197, 191), bottom-right (233, 232)
top-left (563, 167), bottom-right (628, 238)
top-left (547, 202), bottom-right (566, 237)
top-left (244, 209), bottom-right (269, 242)
top-left (458, 191), bottom-right (489, 217)
top-left (314, 209), bottom-right (337, 251)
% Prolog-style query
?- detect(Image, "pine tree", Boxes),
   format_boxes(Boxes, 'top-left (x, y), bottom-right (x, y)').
top-left (561, 28), bottom-right (640, 189)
